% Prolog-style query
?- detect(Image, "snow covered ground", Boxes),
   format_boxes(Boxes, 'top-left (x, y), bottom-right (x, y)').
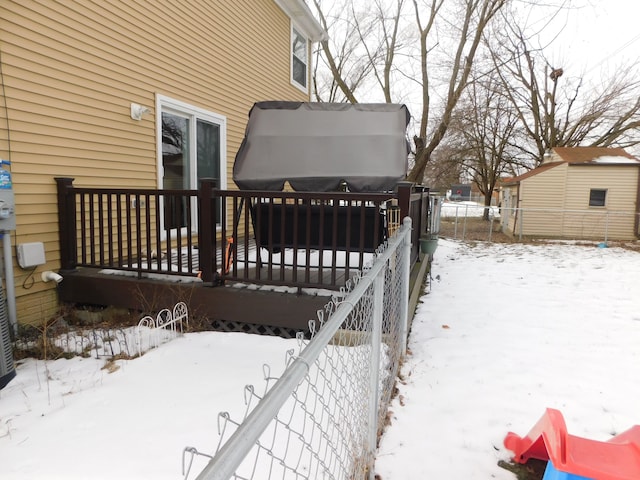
top-left (441, 200), bottom-right (499, 218)
top-left (1, 238), bottom-right (639, 479)
top-left (375, 239), bottom-right (640, 479)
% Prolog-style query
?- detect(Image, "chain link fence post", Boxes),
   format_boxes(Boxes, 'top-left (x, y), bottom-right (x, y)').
top-left (518, 208), bottom-right (523, 241)
top-left (399, 217), bottom-right (412, 356)
top-left (367, 270), bottom-right (384, 479)
top-left (462, 204), bottom-right (468, 240)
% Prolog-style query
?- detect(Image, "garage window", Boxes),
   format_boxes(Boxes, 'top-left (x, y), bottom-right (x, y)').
top-left (588, 189), bottom-right (607, 207)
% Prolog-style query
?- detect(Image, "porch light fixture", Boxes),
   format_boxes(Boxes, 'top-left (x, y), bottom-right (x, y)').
top-left (131, 103), bottom-right (151, 121)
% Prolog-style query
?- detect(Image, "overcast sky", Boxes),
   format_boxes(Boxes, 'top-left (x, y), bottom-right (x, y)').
top-left (539, 0), bottom-right (640, 78)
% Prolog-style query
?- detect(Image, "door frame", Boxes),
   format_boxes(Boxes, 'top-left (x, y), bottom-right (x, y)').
top-left (155, 94), bottom-right (227, 236)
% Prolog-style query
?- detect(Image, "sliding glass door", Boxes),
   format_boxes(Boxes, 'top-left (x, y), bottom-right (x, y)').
top-left (158, 95), bottom-right (226, 233)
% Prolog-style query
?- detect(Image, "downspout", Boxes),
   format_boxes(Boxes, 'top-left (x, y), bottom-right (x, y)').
top-left (0, 46), bottom-right (17, 334)
top-left (2, 232), bottom-right (16, 334)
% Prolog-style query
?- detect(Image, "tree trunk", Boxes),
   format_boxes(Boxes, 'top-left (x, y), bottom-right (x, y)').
top-left (483, 190), bottom-right (493, 221)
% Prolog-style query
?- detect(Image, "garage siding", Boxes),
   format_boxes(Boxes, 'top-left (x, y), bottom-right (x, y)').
top-left (517, 164), bottom-right (567, 236)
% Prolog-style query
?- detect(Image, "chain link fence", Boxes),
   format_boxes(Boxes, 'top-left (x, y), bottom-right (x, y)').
top-left (439, 202), bottom-right (502, 242)
top-left (183, 218), bottom-right (413, 480)
top-left (440, 203), bottom-right (640, 244)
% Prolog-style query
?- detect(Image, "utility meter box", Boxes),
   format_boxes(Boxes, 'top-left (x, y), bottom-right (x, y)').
top-left (0, 189), bottom-right (15, 231)
top-left (0, 160), bottom-right (15, 231)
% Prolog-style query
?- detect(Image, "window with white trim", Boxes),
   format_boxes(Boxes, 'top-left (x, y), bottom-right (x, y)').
top-left (291, 26), bottom-right (309, 91)
top-left (156, 95), bottom-right (226, 232)
top-left (588, 188), bottom-right (607, 207)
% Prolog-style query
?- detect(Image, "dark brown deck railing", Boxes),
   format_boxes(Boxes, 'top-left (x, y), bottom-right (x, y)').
top-left (56, 177), bottom-right (429, 290)
top-left (56, 177), bottom-right (199, 278)
top-left (206, 189), bottom-right (391, 288)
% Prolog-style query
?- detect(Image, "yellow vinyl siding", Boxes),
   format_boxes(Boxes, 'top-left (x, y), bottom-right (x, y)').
top-left (0, 0), bottom-right (312, 324)
top-left (519, 164), bottom-right (567, 209)
top-left (564, 165), bottom-right (639, 240)
top-left (503, 163), bottom-right (639, 240)
top-left (16, 290), bottom-right (58, 327)
top-left (517, 164), bottom-right (567, 236)
top-left (0, 90), bottom-right (8, 156)
top-left (565, 165), bottom-right (638, 211)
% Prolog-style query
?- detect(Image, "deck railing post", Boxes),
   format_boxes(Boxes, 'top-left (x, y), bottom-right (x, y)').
top-left (396, 181), bottom-right (413, 221)
top-left (198, 178), bottom-right (217, 285)
top-left (55, 177), bottom-right (77, 271)
top-left (418, 185), bottom-right (430, 236)
top-left (396, 181), bottom-right (415, 262)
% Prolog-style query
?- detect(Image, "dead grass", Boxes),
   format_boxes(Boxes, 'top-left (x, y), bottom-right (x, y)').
top-left (497, 459), bottom-right (547, 480)
top-left (13, 301), bottom-right (211, 362)
top-left (101, 352), bottom-right (136, 373)
top-left (438, 217), bottom-right (640, 252)
top-left (438, 217), bottom-right (514, 243)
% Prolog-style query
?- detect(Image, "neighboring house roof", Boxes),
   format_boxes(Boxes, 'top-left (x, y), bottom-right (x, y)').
top-left (553, 146), bottom-right (639, 165)
top-left (502, 147), bottom-right (640, 186)
top-left (501, 162), bottom-right (563, 186)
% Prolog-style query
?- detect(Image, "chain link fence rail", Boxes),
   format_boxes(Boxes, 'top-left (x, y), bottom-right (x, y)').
top-left (501, 207), bottom-right (639, 242)
top-left (440, 203), bottom-right (640, 243)
top-left (183, 218), bottom-right (413, 480)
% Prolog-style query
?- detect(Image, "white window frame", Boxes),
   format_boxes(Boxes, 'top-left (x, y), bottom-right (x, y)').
top-left (155, 94), bottom-right (227, 236)
top-left (291, 24), bottom-right (309, 93)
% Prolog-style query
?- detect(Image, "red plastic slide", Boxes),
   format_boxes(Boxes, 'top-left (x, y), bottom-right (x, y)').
top-left (504, 408), bottom-right (640, 480)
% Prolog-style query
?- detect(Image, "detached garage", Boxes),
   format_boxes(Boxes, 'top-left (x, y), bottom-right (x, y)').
top-left (500, 147), bottom-right (640, 240)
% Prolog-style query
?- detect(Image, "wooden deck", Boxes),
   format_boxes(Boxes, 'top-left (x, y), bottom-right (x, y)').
top-left (95, 238), bottom-right (357, 290)
top-left (55, 179), bottom-right (431, 335)
top-left (58, 241), bottom-right (356, 334)
top-left (58, 267), bottom-right (331, 333)
top-left (58, 249), bottom-right (431, 336)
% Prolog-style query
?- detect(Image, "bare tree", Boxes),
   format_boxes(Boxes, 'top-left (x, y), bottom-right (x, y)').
top-left (490, 24), bottom-right (640, 165)
top-left (407, 0), bottom-right (508, 183)
top-left (420, 143), bottom-right (465, 192)
top-left (311, 0), bottom-right (405, 103)
top-left (448, 75), bottom-right (525, 218)
top-left (311, 0), bottom-right (509, 183)
top-left (313, 0), bottom-right (640, 186)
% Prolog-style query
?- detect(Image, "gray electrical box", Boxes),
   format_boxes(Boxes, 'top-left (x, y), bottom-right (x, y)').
top-left (17, 242), bottom-right (46, 268)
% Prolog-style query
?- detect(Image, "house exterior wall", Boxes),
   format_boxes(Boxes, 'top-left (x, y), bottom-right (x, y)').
top-left (0, 0), bottom-right (316, 324)
top-left (563, 165), bottom-right (639, 239)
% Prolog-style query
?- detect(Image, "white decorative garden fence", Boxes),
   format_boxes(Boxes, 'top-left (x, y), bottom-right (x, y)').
top-left (183, 218), bottom-right (413, 480)
top-left (136, 302), bottom-right (189, 356)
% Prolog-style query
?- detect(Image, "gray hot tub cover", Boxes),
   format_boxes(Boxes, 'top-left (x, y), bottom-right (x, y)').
top-left (233, 101), bottom-right (411, 192)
